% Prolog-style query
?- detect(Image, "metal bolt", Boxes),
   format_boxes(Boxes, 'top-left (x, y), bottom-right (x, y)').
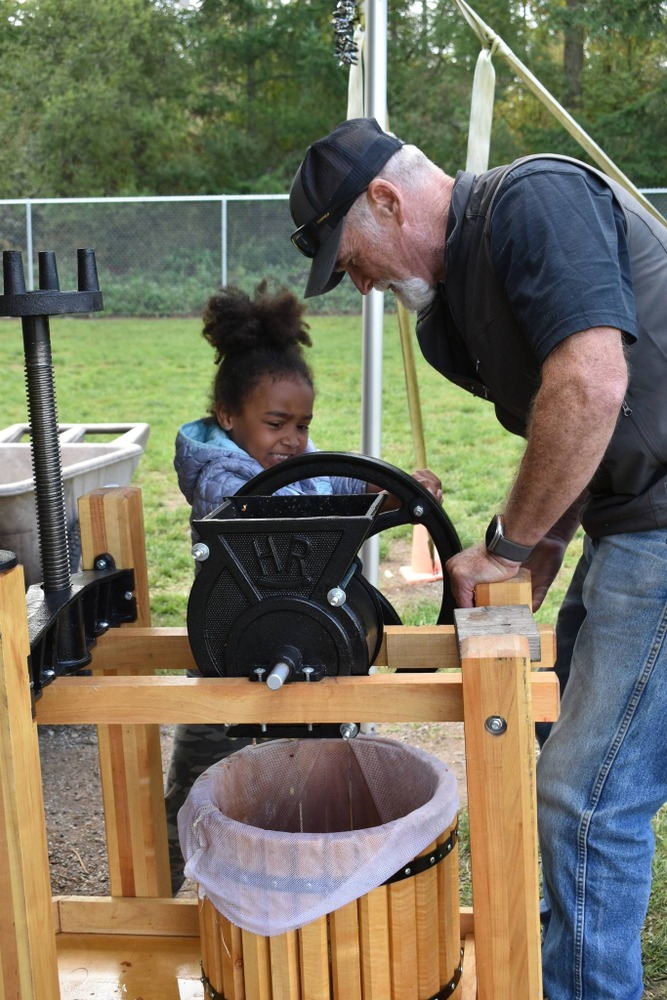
top-left (405, 867), bottom-right (411, 875)
top-left (327, 586), bottom-right (346, 607)
top-left (124, 591), bottom-right (133, 601)
top-left (485, 715), bottom-right (507, 735)
top-left (267, 660), bottom-right (291, 690)
top-left (254, 667), bottom-right (266, 682)
top-left (94, 555), bottom-right (111, 571)
top-left (301, 666), bottom-right (315, 681)
top-left (412, 503), bottom-right (425, 518)
top-left (191, 542), bottom-right (209, 562)
top-left (339, 722), bottom-right (359, 740)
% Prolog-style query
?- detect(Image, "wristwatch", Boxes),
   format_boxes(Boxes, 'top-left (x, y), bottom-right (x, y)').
top-left (485, 514), bottom-right (534, 562)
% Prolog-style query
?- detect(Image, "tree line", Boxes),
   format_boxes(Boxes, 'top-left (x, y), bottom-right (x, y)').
top-left (0, 0), bottom-right (665, 201)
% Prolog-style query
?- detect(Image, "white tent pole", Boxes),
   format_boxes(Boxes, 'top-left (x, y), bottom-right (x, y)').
top-left (358, 0), bottom-right (387, 587)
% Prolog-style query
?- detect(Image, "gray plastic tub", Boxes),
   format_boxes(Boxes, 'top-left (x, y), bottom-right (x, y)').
top-left (0, 422), bottom-right (150, 585)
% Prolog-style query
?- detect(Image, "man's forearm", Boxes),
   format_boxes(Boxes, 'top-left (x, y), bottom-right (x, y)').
top-left (502, 328), bottom-right (627, 546)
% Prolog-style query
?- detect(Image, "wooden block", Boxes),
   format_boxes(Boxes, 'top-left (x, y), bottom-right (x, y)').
top-left (454, 605), bottom-right (541, 660)
top-left (475, 568), bottom-right (533, 608)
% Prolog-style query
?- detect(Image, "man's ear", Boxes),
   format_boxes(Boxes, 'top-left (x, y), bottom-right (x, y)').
top-left (215, 401), bottom-right (233, 431)
top-left (367, 178), bottom-right (404, 223)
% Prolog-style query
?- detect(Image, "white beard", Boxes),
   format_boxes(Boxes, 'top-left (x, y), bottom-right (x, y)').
top-left (375, 277), bottom-right (436, 312)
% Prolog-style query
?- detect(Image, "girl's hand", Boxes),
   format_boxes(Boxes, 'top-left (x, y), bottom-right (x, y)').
top-left (412, 468), bottom-right (443, 504)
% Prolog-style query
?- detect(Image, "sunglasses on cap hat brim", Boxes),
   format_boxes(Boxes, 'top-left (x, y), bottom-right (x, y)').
top-left (290, 187), bottom-right (368, 259)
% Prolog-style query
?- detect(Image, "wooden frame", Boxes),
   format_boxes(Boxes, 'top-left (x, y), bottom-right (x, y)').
top-left (0, 487), bottom-right (558, 999)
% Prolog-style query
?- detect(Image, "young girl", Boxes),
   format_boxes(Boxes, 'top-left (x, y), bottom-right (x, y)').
top-left (174, 281), bottom-right (368, 522)
top-left (167, 281), bottom-right (441, 893)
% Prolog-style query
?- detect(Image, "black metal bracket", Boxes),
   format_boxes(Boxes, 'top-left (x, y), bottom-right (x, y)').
top-left (26, 553), bottom-right (136, 699)
top-left (382, 823), bottom-right (459, 885)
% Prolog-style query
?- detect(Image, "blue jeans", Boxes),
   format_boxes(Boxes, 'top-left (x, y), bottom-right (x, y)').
top-left (538, 530), bottom-right (667, 1000)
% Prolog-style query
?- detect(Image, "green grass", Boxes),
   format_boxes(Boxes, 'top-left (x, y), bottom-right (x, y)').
top-left (0, 312), bottom-right (665, 986)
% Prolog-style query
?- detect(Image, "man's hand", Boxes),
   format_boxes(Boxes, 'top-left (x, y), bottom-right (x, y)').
top-left (522, 535), bottom-right (569, 611)
top-left (445, 543), bottom-right (522, 609)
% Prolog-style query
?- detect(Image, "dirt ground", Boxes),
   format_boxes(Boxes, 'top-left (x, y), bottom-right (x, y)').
top-left (40, 538), bottom-right (465, 898)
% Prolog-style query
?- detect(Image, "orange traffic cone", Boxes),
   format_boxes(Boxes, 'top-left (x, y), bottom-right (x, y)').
top-left (400, 523), bottom-right (443, 583)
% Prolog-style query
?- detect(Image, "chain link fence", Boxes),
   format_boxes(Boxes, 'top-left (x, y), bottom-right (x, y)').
top-left (1, 190), bottom-right (665, 317)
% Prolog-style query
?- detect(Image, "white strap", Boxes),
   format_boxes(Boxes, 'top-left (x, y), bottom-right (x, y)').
top-left (466, 43), bottom-right (497, 173)
top-left (450, 0), bottom-right (665, 224)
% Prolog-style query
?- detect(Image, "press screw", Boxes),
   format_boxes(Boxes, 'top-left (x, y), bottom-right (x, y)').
top-left (340, 722), bottom-right (359, 740)
top-left (412, 503), bottom-right (425, 518)
top-left (254, 668), bottom-right (266, 682)
top-left (485, 715), bottom-right (507, 735)
top-left (191, 542), bottom-right (210, 562)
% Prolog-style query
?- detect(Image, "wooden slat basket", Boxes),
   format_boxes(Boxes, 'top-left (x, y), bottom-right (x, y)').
top-left (197, 816), bottom-right (461, 1000)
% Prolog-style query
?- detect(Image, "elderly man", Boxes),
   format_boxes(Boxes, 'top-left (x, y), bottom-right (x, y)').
top-left (289, 116), bottom-right (667, 1000)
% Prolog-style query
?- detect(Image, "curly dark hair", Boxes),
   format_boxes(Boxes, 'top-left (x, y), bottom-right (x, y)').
top-left (202, 280), bottom-right (314, 417)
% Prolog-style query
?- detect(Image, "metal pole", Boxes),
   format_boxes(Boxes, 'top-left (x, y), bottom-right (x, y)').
top-left (359, 0), bottom-right (388, 587)
top-left (25, 200), bottom-right (34, 290)
top-left (221, 196), bottom-right (228, 287)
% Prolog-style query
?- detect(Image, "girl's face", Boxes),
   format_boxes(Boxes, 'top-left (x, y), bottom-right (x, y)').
top-left (217, 375), bottom-right (314, 470)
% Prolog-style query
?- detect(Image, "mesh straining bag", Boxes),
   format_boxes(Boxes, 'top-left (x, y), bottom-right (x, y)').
top-left (179, 735), bottom-right (459, 936)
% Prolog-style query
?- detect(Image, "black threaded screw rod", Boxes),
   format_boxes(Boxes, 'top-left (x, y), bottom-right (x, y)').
top-left (1, 248), bottom-right (104, 593)
top-left (22, 310), bottom-right (71, 591)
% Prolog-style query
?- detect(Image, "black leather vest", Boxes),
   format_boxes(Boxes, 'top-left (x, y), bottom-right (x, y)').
top-left (416, 155), bottom-right (667, 537)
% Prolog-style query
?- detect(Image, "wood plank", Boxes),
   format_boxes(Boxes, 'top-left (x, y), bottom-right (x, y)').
top-left (461, 635), bottom-right (543, 1000)
top-left (359, 886), bottom-right (392, 999)
top-left (0, 561), bottom-right (61, 1000)
top-left (438, 823), bottom-right (462, 991)
top-left (387, 879), bottom-right (418, 1000)
top-left (460, 934), bottom-right (477, 1000)
top-left (242, 929), bottom-right (272, 1000)
top-left (415, 841), bottom-right (441, 998)
top-left (298, 917), bottom-right (330, 1000)
top-left (79, 487), bottom-right (170, 898)
top-left (56, 932), bottom-right (201, 1000)
top-left (35, 670), bottom-right (559, 725)
top-left (55, 895), bottom-right (199, 936)
top-left (270, 932), bottom-right (301, 1000)
top-left (454, 605), bottom-right (541, 660)
top-left (330, 900), bottom-right (363, 1000)
top-left (89, 621), bottom-right (557, 672)
top-left (218, 913), bottom-right (245, 1000)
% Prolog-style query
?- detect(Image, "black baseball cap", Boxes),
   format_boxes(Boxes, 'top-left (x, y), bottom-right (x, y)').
top-left (289, 117), bottom-right (404, 298)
